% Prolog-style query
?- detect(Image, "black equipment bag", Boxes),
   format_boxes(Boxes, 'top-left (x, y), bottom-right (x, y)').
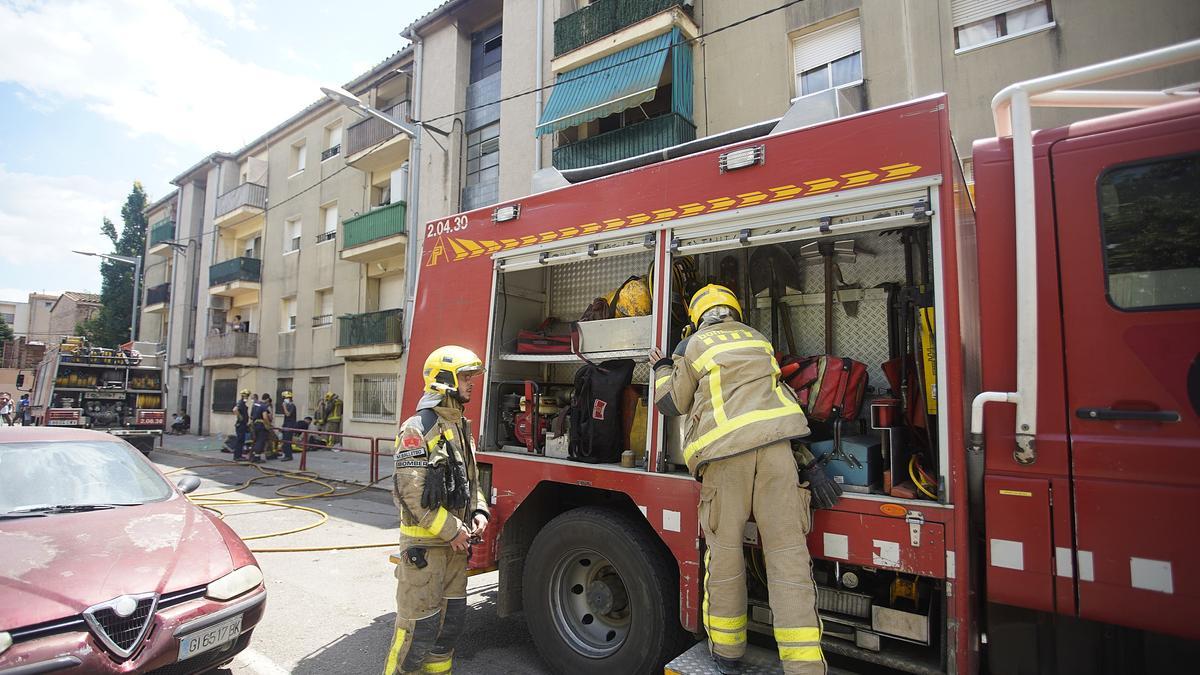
top-left (568, 359), bottom-right (635, 464)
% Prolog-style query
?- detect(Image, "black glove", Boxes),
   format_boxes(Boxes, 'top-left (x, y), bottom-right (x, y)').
top-left (421, 463), bottom-right (447, 510)
top-left (800, 459), bottom-right (842, 510)
top-left (446, 462), bottom-right (469, 510)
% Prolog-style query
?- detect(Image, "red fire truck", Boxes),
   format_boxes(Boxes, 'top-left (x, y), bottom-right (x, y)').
top-left (401, 42), bottom-right (1199, 674)
top-left (28, 337), bottom-right (166, 453)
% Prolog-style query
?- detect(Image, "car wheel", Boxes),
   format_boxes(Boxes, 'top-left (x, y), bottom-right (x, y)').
top-left (523, 506), bottom-right (687, 674)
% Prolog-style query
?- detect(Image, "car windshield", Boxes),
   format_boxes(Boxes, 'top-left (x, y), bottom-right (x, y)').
top-left (0, 440), bottom-right (173, 515)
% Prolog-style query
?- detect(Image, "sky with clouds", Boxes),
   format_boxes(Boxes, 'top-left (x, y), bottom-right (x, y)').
top-left (0, 0), bottom-right (442, 303)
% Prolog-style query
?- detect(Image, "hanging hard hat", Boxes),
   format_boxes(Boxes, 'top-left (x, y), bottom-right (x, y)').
top-left (688, 284), bottom-right (742, 326)
top-left (422, 345), bottom-right (484, 395)
top-left (604, 276), bottom-right (652, 318)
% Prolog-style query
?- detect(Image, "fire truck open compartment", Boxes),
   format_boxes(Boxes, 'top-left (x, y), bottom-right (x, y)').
top-left (479, 179), bottom-right (950, 670)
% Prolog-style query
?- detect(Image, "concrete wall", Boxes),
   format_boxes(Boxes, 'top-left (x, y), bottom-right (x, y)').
top-left (26, 294), bottom-right (55, 344)
top-left (0, 300), bottom-right (29, 339)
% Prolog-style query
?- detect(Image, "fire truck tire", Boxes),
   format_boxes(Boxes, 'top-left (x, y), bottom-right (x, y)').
top-left (523, 505), bottom-right (687, 674)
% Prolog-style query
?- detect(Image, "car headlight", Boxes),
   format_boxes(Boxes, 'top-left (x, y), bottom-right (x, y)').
top-left (205, 565), bottom-right (263, 601)
top-left (0, 631), bottom-right (11, 656)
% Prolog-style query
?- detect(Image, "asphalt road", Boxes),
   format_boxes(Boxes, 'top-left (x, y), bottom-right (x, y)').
top-left (153, 451), bottom-right (552, 675)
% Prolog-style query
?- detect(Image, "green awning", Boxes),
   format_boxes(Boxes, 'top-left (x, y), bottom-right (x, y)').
top-left (535, 30), bottom-right (676, 137)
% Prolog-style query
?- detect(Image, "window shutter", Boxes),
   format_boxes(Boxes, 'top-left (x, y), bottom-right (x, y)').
top-left (324, 205), bottom-right (338, 233)
top-left (792, 17), bottom-right (862, 77)
top-left (950, 0), bottom-right (1037, 27)
top-left (328, 125), bottom-right (342, 148)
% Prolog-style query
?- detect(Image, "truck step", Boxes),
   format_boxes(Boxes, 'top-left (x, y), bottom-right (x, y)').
top-left (665, 641), bottom-right (855, 675)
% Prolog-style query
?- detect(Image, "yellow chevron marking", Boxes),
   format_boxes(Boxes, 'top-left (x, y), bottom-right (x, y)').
top-left (804, 177), bottom-right (840, 194)
top-left (879, 162), bottom-right (921, 182)
top-left (679, 203), bottom-right (705, 217)
top-left (481, 240), bottom-right (502, 254)
top-left (602, 218), bottom-right (626, 230)
top-left (626, 213), bottom-right (651, 226)
top-left (458, 239), bottom-right (485, 258)
top-left (500, 238), bottom-right (520, 249)
top-left (537, 231), bottom-right (559, 242)
top-left (841, 170), bottom-right (879, 188)
top-left (737, 191), bottom-right (768, 207)
top-left (558, 226), bottom-right (579, 237)
top-left (769, 184), bottom-right (803, 201)
top-left (448, 238), bottom-right (471, 260)
top-left (519, 235), bottom-right (539, 246)
top-left (652, 208), bottom-right (677, 221)
top-left (581, 222), bottom-right (602, 235)
top-left (707, 197), bottom-right (736, 211)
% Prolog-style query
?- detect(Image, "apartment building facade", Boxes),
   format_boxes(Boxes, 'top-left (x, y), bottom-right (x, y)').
top-left (142, 0), bottom-right (1197, 435)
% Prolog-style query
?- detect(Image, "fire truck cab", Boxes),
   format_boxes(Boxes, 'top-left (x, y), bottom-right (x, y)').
top-left (401, 42), bottom-right (1200, 674)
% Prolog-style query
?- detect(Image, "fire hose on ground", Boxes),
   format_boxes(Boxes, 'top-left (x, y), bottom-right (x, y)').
top-left (164, 459), bottom-right (399, 553)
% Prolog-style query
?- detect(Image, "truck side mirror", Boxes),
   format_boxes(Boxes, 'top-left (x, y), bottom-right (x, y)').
top-left (15, 374), bottom-right (24, 388)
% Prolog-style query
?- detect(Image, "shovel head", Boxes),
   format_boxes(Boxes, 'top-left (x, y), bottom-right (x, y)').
top-left (749, 244), bottom-right (804, 295)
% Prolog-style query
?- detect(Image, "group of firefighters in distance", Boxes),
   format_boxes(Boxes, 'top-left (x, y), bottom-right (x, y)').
top-left (385, 283), bottom-right (834, 675)
top-left (226, 388), bottom-right (343, 462)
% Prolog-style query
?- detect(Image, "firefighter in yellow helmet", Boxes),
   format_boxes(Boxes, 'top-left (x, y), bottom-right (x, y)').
top-left (383, 346), bottom-right (490, 675)
top-left (650, 284), bottom-right (833, 675)
top-left (321, 391), bottom-right (344, 447)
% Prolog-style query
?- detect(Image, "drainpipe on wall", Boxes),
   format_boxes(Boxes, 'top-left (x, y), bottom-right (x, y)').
top-left (534, 0), bottom-right (545, 171)
top-left (404, 35), bottom-right (425, 345)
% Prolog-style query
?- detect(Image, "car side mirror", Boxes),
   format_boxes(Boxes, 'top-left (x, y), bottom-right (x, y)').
top-left (15, 374), bottom-right (24, 388)
top-left (176, 476), bottom-right (202, 495)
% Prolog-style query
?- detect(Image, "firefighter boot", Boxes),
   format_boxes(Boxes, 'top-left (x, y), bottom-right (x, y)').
top-left (423, 551), bottom-right (469, 673)
top-left (753, 442), bottom-right (826, 675)
top-left (385, 549), bottom-right (449, 674)
top-left (699, 453), bottom-right (753, 663)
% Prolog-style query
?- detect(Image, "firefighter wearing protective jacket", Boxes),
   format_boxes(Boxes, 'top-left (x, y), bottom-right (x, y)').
top-left (651, 284), bottom-right (831, 675)
top-left (321, 391), bottom-right (343, 447)
top-left (384, 346), bottom-right (490, 675)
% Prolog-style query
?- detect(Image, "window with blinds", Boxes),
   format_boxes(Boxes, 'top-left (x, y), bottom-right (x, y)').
top-left (791, 17), bottom-right (863, 98)
top-left (952, 0), bottom-right (1053, 51)
top-left (318, 202), bottom-right (338, 243)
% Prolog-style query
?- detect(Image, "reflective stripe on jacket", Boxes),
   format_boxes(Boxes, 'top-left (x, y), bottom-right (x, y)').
top-left (653, 318), bottom-right (810, 476)
top-left (391, 402), bottom-right (489, 547)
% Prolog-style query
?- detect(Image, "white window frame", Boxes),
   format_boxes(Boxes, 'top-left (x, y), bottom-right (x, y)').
top-left (317, 201), bottom-right (338, 244)
top-left (313, 288), bottom-right (333, 328)
top-left (352, 373), bottom-right (398, 423)
top-left (791, 16), bottom-right (863, 100)
top-left (281, 297), bottom-right (297, 333)
top-left (284, 217), bottom-right (302, 254)
top-left (952, 0), bottom-right (1055, 54)
top-left (322, 122), bottom-right (343, 162)
top-left (291, 140), bottom-right (307, 176)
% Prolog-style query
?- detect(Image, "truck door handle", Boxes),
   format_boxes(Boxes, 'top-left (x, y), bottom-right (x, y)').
top-left (1076, 408), bottom-right (1181, 423)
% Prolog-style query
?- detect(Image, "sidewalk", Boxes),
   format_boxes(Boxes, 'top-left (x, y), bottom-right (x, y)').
top-left (158, 432), bottom-right (391, 488)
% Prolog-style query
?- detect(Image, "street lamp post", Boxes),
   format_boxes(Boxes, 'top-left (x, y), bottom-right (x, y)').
top-left (73, 250), bottom-right (142, 344)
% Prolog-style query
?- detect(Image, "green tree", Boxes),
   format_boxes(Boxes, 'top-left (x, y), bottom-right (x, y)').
top-left (0, 313), bottom-right (14, 343)
top-left (86, 183), bottom-right (149, 346)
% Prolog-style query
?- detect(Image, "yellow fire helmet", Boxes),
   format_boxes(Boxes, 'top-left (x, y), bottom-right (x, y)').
top-left (324, 391), bottom-right (334, 400)
top-left (688, 284), bottom-right (742, 326)
top-left (604, 276), bottom-right (652, 318)
top-left (423, 345), bottom-right (484, 394)
top-left (239, 388), bottom-right (251, 397)
top-left (281, 391), bottom-right (293, 399)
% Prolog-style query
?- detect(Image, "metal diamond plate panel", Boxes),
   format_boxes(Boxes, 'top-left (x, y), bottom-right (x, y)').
top-left (548, 250), bottom-right (654, 319)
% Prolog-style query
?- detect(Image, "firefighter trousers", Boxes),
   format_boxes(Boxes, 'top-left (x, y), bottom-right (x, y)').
top-left (384, 546), bottom-right (469, 674)
top-left (699, 440), bottom-right (826, 675)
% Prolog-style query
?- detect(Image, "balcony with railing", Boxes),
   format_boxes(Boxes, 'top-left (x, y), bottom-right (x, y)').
top-left (144, 283), bottom-right (170, 312)
top-left (554, 0), bottom-right (691, 59)
top-left (334, 308), bottom-right (404, 360)
top-left (204, 331), bottom-right (259, 365)
top-left (345, 100), bottom-right (412, 172)
top-left (552, 112), bottom-right (695, 170)
top-left (340, 201), bottom-right (407, 265)
top-left (214, 182), bottom-right (267, 231)
top-left (148, 219), bottom-right (176, 256)
top-left (208, 256), bottom-right (261, 303)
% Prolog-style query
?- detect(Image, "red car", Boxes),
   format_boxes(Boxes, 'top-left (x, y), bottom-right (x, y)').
top-left (0, 427), bottom-right (266, 674)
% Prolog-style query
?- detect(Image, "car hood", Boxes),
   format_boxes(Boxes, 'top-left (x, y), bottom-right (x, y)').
top-left (0, 495), bottom-right (235, 629)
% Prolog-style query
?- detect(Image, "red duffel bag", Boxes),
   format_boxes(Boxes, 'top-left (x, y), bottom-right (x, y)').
top-left (516, 319), bottom-right (575, 355)
top-left (779, 355), bottom-right (869, 422)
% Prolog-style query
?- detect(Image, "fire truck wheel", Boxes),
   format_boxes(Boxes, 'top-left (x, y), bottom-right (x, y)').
top-left (523, 505), bottom-right (686, 674)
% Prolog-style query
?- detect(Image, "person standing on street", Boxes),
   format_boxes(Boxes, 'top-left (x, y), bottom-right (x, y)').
top-left (651, 284), bottom-right (837, 675)
top-left (18, 394), bottom-right (31, 426)
top-left (0, 392), bottom-right (13, 426)
top-left (313, 393), bottom-right (329, 450)
top-left (279, 391), bottom-right (297, 461)
top-left (383, 346), bottom-right (490, 675)
top-left (232, 389), bottom-right (251, 460)
top-left (250, 393), bottom-right (274, 461)
top-left (323, 392), bottom-right (343, 448)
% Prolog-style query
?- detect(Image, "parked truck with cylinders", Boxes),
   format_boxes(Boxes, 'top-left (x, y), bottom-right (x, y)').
top-left (29, 337), bottom-right (166, 453)
top-left (399, 42), bottom-right (1200, 674)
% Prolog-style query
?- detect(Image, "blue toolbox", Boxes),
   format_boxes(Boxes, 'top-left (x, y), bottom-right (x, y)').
top-left (809, 434), bottom-right (882, 492)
